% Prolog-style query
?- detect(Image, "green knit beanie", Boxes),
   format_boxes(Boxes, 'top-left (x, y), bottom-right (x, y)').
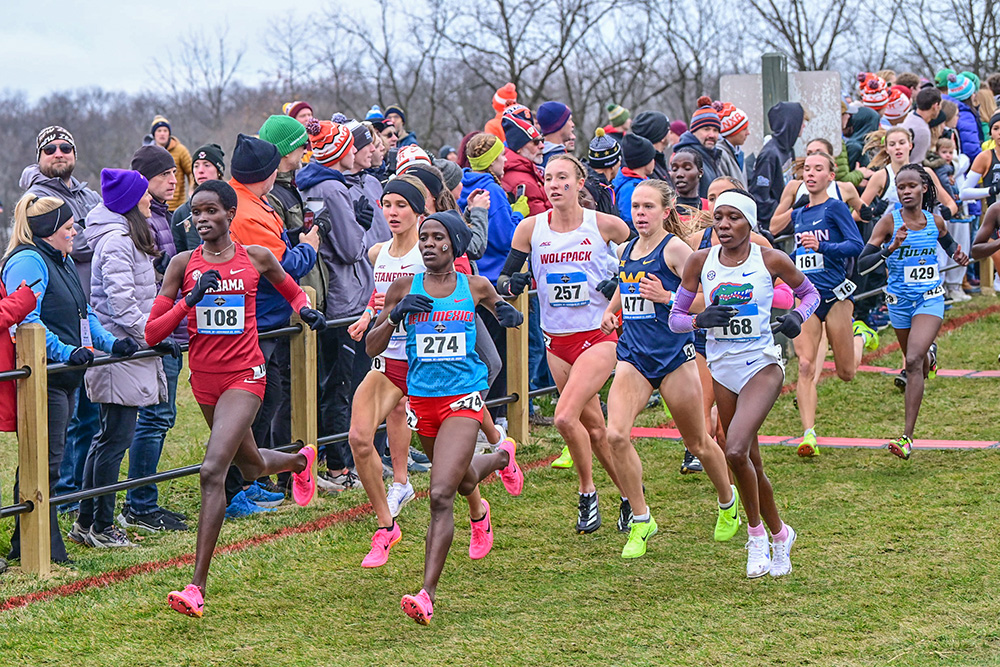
top-left (259, 115), bottom-right (309, 157)
top-left (606, 102), bottom-right (631, 128)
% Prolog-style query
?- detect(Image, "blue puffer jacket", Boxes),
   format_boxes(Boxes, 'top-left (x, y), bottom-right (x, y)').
top-left (611, 169), bottom-right (646, 230)
top-left (458, 169), bottom-right (523, 283)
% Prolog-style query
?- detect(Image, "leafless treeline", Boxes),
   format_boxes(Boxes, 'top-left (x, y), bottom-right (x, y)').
top-left (2, 0), bottom-right (998, 237)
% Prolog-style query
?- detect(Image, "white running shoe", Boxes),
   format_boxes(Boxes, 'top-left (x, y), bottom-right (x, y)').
top-left (745, 533), bottom-right (771, 578)
top-left (948, 287), bottom-right (972, 303)
top-left (387, 480), bottom-right (416, 518)
top-left (770, 525), bottom-right (797, 577)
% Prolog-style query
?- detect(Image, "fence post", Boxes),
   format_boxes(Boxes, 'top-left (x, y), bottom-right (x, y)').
top-left (16, 323), bottom-right (50, 576)
top-left (289, 287), bottom-right (318, 502)
top-left (982, 257), bottom-right (995, 296)
top-left (505, 292), bottom-right (530, 447)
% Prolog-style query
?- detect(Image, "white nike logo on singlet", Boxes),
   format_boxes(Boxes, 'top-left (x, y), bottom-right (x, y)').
top-left (230, 268), bottom-right (246, 274)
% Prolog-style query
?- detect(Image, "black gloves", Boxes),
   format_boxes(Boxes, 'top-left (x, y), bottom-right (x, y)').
top-left (792, 194), bottom-right (810, 210)
top-left (989, 183), bottom-right (1000, 196)
top-left (185, 269), bottom-right (221, 307)
top-left (499, 272), bottom-right (531, 296)
top-left (495, 300), bottom-right (523, 328)
top-left (860, 197), bottom-right (889, 223)
top-left (154, 340), bottom-right (183, 358)
top-left (389, 294), bottom-right (433, 325)
top-left (695, 296), bottom-right (737, 329)
top-left (299, 307), bottom-right (328, 331)
top-left (596, 277), bottom-right (619, 301)
top-left (111, 338), bottom-right (140, 358)
top-left (771, 311), bottom-right (804, 338)
top-left (68, 347), bottom-right (95, 366)
top-left (939, 206), bottom-right (952, 221)
top-left (354, 197), bottom-right (374, 231)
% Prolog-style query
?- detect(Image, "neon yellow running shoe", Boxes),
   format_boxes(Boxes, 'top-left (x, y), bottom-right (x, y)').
top-left (887, 435), bottom-right (913, 460)
top-left (621, 516), bottom-right (658, 559)
top-left (551, 445), bottom-right (574, 469)
top-left (714, 484), bottom-right (741, 542)
top-left (797, 429), bottom-right (820, 457)
top-left (853, 320), bottom-right (879, 352)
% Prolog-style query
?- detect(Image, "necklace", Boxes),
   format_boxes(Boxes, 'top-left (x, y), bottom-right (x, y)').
top-left (205, 242), bottom-right (235, 257)
top-left (425, 269), bottom-right (455, 276)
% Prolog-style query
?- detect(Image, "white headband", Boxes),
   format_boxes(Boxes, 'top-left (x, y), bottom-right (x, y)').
top-left (714, 190), bottom-right (759, 232)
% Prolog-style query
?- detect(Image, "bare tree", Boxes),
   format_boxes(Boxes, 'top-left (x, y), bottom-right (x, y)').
top-left (151, 26), bottom-right (247, 132)
top-left (262, 19), bottom-right (320, 99)
top-left (744, 0), bottom-right (857, 71)
top-left (896, 0), bottom-right (1000, 74)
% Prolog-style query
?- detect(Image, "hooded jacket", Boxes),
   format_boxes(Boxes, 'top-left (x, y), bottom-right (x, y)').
top-left (458, 169), bottom-right (523, 283)
top-left (500, 148), bottom-right (550, 216)
top-left (846, 107), bottom-right (880, 169)
top-left (20, 164), bottom-right (102, 297)
top-left (82, 203), bottom-right (166, 407)
top-left (296, 161), bottom-right (374, 319)
top-left (165, 136), bottom-right (193, 212)
top-left (584, 166), bottom-right (617, 215)
top-left (749, 101), bottom-right (805, 230)
top-left (269, 169), bottom-right (328, 314)
top-left (673, 132), bottom-right (721, 198)
top-left (611, 167), bottom-right (647, 229)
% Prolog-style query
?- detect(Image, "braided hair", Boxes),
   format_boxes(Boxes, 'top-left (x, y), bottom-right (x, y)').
top-left (898, 163), bottom-right (937, 211)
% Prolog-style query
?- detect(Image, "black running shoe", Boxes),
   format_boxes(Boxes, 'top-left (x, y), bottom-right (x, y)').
top-left (681, 449), bottom-right (703, 474)
top-left (118, 508), bottom-right (188, 532)
top-left (894, 369), bottom-right (907, 391)
top-left (257, 477), bottom-right (287, 497)
top-left (617, 498), bottom-right (633, 533)
top-left (576, 492), bottom-right (601, 533)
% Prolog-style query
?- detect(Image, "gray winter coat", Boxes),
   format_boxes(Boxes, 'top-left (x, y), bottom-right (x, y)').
top-left (20, 164), bottom-right (102, 299)
top-left (82, 204), bottom-right (166, 407)
top-left (717, 139), bottom-right (748, 187)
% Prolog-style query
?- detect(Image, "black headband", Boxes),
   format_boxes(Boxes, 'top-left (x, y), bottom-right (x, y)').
top-left (421, 210), bottom-right (471, 258)
top-left (382, 179), bottom-right (426, 214)
top-left (408, 167), bottom-right (443, 199)
top-left (27, 200), bottom-right (74, 238)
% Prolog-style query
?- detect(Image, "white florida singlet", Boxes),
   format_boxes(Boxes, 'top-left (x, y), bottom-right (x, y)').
top-left (530, 208), bottom-right (613, 334)
top-left (373, 240), bottom-right (424, 360)
top-left (700, 243), bottom-right (777, 363)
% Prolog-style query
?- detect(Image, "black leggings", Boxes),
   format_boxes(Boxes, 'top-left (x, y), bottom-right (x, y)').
top-left (79, 403), bottom-right (139, 532)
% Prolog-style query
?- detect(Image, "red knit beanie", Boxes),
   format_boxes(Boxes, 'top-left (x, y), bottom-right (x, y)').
top-left (493, 83), bottom-right (517, 113)
top-left (715, 101), bottom-right (748, 137)
top-left (307, 119), bottom-right (354, 166)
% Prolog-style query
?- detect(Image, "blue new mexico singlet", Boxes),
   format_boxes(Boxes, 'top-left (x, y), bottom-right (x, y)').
top-left (404, 272), bottom-right (488, 397)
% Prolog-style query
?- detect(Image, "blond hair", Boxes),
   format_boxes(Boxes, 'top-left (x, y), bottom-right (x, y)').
top-left (974, 87), bottom-right (997, 125)
top-left (5, 194), bottom-right (66, 259)
top-left (863, 127), bottom-right (912, 170)
top-left (546, 154), bottom-right (587, 180)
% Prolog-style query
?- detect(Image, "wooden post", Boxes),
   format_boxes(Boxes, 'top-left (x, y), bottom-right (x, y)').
top-left (761, 53), bottom-right (789, 136)
top-left (289, 287), bottom-right (318, 503)
top-left (505, 292), bottom-right (530, 447)
top-left (982, 257), bottom-right (995, 296)
top-left (16, 323), bottom-right (50, 576)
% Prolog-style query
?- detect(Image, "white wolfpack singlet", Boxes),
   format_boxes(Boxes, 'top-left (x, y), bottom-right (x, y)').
top-left (530, 208), bottom-right (612, 334)
top-left (373, 240), bottom-right (424, 360)
top-left (701, 244), bottom-right (777, 363)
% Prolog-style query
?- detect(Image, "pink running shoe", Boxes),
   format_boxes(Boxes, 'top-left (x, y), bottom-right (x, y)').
top-left (167, 584), bottom-right (204, 618)
top-left (361, 521), bottom-right (402, 568)
top-left (292, 444), bottom-right (317, 507)
top-left (497, 438), bottom-right (524, 496)
top-left (469, 499), bottom-right (493, 560)
top-left (401, 589), bottom-right (434, 625)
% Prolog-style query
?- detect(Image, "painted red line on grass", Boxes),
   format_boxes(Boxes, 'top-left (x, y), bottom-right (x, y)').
top-left (632, 427), bottom-right (998, 450)
top-left (823, 361), bottom-right (1000, 378)
top-left (777, 302), bottom-right (1000, 396)
top-left (0, 453), bottom-right (559, 613)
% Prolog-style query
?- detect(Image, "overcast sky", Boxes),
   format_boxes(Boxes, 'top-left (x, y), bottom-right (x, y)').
top-left (1, 1), bottom-right (308, 99)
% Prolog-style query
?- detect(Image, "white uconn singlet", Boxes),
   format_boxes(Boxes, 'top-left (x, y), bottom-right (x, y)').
top-left (530, 208), bottom-right (612, 334)
top-left (373, 240), bottom-right (424, 360)
top-left (701, 244), bottom-right (777, 363)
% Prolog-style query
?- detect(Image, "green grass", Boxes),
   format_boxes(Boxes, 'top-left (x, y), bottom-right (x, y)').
top-left (1, 295), bottom-right (999, 665)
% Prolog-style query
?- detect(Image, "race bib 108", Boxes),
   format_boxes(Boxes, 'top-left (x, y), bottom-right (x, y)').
top-left (196, 294), bottom-right (245, 335)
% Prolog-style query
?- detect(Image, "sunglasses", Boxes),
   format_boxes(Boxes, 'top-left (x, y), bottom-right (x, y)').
top-left (42, 143), bottom-right (74, 155)
top-left (384, 131), bottom-right (398, 138)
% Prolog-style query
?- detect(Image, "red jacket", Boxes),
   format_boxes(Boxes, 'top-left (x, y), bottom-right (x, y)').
top-left (0, 283), bottom-right (39, 432)
top-left (500, 148), bottom-right (551, 216)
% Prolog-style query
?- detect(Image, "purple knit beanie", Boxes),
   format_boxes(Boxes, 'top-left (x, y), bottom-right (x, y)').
top-left (101, 168), bottom-right (149, 214)
top-left (537, 101), bottom-right (572, 135)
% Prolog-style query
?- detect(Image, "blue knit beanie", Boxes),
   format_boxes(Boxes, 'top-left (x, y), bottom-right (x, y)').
top-left (947, 73), bottom-right (976, 101)
top-left (537, 101), bottom-right (572, 135)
